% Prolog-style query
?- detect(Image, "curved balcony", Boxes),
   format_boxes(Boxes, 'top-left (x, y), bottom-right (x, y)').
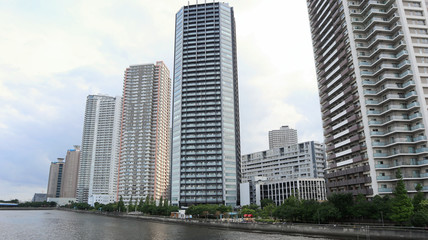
top-left (350, 1), bottom-right (395, 16)
top-left (351, 5), bottom-right (398, 25)
top-left (367, 102), bottom-right (420, 117)
top-left (375, 159), bottom-right (428, 169)
top-left (370, 123), bottom-right (425, 137)
top-left (377, 174), bottom-right (428, 182)
top-left (373, 147), bottom-right (428, 159)
top-left (372, 136), bottom-right (427, 148)
top-left (368, 113), bottom-right (422, 127)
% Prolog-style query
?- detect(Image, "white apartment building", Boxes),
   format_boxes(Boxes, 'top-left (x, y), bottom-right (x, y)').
top-left (268, 126), bottom-right (298, 149)
top-left (241, 141), bottom-right (326, 182)
top-left (307, 0), bottom-right (428, 197)
top-left (77, 95), bottom-right (122, 204)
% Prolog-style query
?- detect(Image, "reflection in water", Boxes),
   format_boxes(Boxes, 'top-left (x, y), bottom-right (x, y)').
top-left (0, 210), bottom-right (333, 240)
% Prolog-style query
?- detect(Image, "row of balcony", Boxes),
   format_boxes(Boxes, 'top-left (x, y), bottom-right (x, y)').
top-left (363, 78), bottom-right (414, 90)
top-left (375, 159), bottom-right (428, 169)
top-left (356, 29), bottom-right (403, 52)
top-left (373, 148), bottom-right (428, 158)
top-left (360, 60), bottom-right (409, 77)
top-left (377, 173), bottom-right (428, 181)
top-left (180, 198), bottom-right (223, 202)
top-left (181, 173), bottom-right (223, 178)
top-left (368, 113), bottom-right (422, 126)
top-left (367, 102), bottom-right (420, 116)
top-left (372, 136), bottom-right (427, 147)
top-left (378, 186), bottom-right (428, 193)
top-left (370, 123), bottom-right (424, 136)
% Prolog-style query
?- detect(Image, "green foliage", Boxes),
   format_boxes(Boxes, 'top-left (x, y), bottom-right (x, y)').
top-left (72, 202), bottom-right (93, 210)
top-left (273, 196), bottom-right (301, 221)
top-left (17, 201), bottom-right (57, 207)
top-left (299, 200), bottom-right (319, 223)
top-left (352, 194), bottom-right (371, 220)
top-left (390, 169), bottom-right (414, 224)
top-left (413, 183), bottom-right (425, 212)
top-left (317, 201), bottom-right (340, 223)
top-left (328, 193), bottom-right (353, 219)
top-left (117, 196), bottom-right (125, 212)
top-left (411, 211), bottom-right (428, 227)
top-left (186, 204), bottom-right (232, 218)
top-left (128, 196), bottom-right (134, 212)
top-left (260, 203), bottom-right (276, 219)
top-left (103, 203), bottom-right (117, 212)
top-left (260, 198), bottom-right (274, 209)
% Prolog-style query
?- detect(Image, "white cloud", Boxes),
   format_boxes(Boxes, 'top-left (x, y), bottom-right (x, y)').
top-left (0, 0), bottom-right (323, 200)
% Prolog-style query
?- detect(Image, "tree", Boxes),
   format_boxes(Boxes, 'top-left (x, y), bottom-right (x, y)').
top-left (413, 183), bottom-right (424, 212)
top-left (369, 195), bottom-right (392, 221)
top-left (128, 196), bottom-right (133, 212)
top-left (317, 201), bottom-right (340, 223)
top-left (299, 200), bottom-right (319, 223)
top-left (261, 199), bottom-right (274, 209)
top-left (138, 198), bottom-right (144, 212)
top-left (352, 194), bottom-right (371, 220)
top-left (328, 193), bottom-right (353, 220)
top-left (390, 169), bottom-right (413, 224)
top-left (260, 203), bottom-right (276, 219)
top-left (117, 196), bottom-right (125, 212)
top-left (273, 196), bottom-right (301, 222)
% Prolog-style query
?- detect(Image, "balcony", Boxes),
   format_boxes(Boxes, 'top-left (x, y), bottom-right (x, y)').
top-left (376, 159), bottom-right (428, 169)
top-left (368, 113), bottom-right (422, 126)
top-left (376, 175), bottom-right (391, 180)
top-left (378, 188), bottom-right (392, 193)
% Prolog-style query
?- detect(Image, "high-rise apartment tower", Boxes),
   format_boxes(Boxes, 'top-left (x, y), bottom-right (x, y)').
top-left (60, 146), bottom-right (80, 198)
top-left (307, 0), bottom-right (428, 197)
top-left (47, 158), bottom-right (64, 198)
top-left (171, 2), bottom-right (241, 207)
top-left (268, 126), bottom-right (298, 149)
top-left (117, 62), bottom-right (171, 204)
top-left (77, 95), bottom-right (122, 204)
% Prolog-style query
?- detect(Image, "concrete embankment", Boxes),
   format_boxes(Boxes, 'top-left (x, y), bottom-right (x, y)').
top-left (61, 209), bottom-right (427, 240)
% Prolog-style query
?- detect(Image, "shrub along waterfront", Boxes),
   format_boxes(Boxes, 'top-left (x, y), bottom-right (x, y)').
top-left (64, 195), bottom-right (179, 216)
top-left (187, 170), bottom-right (428, 227)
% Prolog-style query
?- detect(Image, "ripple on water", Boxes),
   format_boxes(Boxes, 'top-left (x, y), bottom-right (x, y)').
top-left (0, 210), bottom-right (335, 240)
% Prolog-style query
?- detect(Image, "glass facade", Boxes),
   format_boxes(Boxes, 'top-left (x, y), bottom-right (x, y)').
top-left (171, 2), bottom-right (240, 207)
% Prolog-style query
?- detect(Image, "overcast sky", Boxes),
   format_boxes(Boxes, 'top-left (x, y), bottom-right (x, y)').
top-left (0, 0), bottom-right (323, 201)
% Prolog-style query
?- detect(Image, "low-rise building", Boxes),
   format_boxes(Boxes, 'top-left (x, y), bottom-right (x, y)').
top-left (240, 141), bottom-right (327, 206)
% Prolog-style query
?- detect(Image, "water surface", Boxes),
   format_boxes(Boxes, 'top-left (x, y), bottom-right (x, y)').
top-left (0, 210), bottom-right (334, 240)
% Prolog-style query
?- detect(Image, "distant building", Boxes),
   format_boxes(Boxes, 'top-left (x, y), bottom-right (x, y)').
top-left (241, 141), bottom-right (325, 182)
top-left (240, 141), bottom-right (326, 206)
top-left (240, 177), bottom-right (327, 206)
top-left (32, 193), bottom-right (47, 202)
top-left (118, 62), bottom-right (171, 204)
top-left (268, 126), bottom-right (298, 149)
top-left (60, 146), bottom-right (80, 198)
top-left (77, 95), bottom-right (122, 204)
top-left (47, 158), bottom-right (64, 198)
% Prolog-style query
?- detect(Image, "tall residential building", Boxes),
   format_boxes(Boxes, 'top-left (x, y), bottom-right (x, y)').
top-left (60, 146), bottom-right (80, 198)
top-left (307, 0), bottom-right (428, 197)
top-left (117, 62), bottom-right (171, 204)
top-left (171, 2), bottom-right (241, 207)
top-left (47, 158), bottom-right (64, 198)
top-left (268, 126), bottom-right (298, 149)
top-left (77, 95), bottom-right (122, 204)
